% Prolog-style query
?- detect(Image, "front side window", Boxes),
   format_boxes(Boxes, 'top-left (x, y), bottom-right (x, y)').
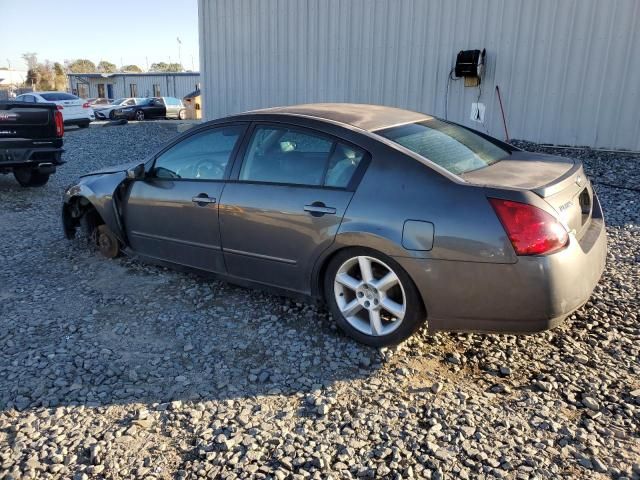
top-left (239, 126), bottom-right (334, 186)
top-left (376, 119), bottom-right (510, 175)
top-left (152, 125), bottom-right (244, 180)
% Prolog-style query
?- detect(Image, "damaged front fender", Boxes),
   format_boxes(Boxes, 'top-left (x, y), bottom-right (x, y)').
top-left (62, 172), bottom-right (128, 243)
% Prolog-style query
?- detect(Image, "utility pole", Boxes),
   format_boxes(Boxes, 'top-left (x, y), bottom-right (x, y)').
top-left (177, 37), bottom-right (182, 70)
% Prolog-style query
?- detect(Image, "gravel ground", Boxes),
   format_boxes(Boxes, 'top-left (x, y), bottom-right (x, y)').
top-left (0, 123), bottom-right (639, 480)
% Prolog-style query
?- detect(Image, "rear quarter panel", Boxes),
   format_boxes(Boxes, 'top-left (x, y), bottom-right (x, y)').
top-left (336, 142), bottom-right (517, 264)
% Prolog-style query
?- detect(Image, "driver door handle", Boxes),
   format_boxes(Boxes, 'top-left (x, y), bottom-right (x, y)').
top-left (192, 193), bottom-right (216, 206)
top-left (304, 202), bottom-right (336, 216)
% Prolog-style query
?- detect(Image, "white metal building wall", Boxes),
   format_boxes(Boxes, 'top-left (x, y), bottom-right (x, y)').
top-left (198, 0), bottom-right (640, 150)
top-left (68, 73), bottom-right (200, 100)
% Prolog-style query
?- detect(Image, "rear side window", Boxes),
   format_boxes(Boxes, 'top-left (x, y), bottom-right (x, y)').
top-left (239, 125), bottom-right (364, 188)
top-left (325, 143), bottom-right (365, 188)
top-left (40, 93), bottom-right (79, 101)
top-left (377, 119), bottom-right (509, 175)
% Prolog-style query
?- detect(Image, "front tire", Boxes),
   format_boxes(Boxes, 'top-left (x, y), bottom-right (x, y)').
top-left (108, 110), bottom-right (116, 120)
top-left (324, 248), bottom-right (426, 347)
top-left (96, 224), bottom-right (120, 258)
top-left (13, 168), bottom-right (50, 187)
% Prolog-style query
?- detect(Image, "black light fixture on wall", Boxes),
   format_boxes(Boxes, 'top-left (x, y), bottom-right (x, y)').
top-left (454, 49), bottom-right (486, 87)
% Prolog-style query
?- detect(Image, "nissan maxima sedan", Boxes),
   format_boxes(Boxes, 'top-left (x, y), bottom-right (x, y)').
top-left (62, 104), bottom-right (606, 346)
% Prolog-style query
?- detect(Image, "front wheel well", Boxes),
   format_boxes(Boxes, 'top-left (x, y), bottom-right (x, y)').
top-left (63, 196), bottom-right (105, 239)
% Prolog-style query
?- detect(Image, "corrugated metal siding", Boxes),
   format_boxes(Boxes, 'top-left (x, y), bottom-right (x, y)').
top-left (68, 74), bottom-right (200, 100)
top-left (198, 0), bottom-right (640, 150)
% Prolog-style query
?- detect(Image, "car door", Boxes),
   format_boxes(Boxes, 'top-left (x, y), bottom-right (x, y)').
top-left (219, 123), bottom-right (368, 293)
top-left (122, 123), bottom-right (248, 272)
top-left (146, 98), bottom-right (165, 118)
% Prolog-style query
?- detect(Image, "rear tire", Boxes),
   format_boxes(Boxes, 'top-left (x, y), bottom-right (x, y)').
top-left (135, 110), bottom-right (145, 121)
top-left (108, 110), bottom-right (116, 120)
top-left (323, 247), bottom-right (426, 347)
top-left (13, 168), bottom-right (50, 187)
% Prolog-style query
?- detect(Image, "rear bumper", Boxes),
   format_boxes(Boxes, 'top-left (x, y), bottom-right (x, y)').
top-left (0, 144), bottom-right (64, 172)
top-left (64, 118), bottom-right (92, 126)
top-left (397, 195), bottom-right (607, 333)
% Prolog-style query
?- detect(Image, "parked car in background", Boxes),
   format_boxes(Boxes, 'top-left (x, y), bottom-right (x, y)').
top-left (93, 98), bottom-right (144, 120)
top-left (87, 98), bottom-right (111, 107)
top-left (0, 100), bottom-right (64, 187)
top-left (15, 92), bottom-right (94, 128)
top-left (113, 97), bottom-right (186, 121)
top-left (61, 103), bottom-right (607, 346)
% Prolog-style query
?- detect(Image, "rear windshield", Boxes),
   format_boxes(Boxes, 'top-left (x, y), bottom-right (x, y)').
top-left (376, 119), bottom-right (510, 175)
top-left (40, 93), bottom-right (79, 101)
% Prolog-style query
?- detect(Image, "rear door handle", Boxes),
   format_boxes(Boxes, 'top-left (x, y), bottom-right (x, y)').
top-left (304, 202), bottom-right (336, 216)
top-left (192, 194), bottom-right (216, 206)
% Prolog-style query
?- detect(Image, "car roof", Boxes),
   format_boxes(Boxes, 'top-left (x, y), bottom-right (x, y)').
top-left (244, 103), bottom-right (432, 132)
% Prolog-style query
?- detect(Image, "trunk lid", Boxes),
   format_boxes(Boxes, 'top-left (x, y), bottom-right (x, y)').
top-left (462, 152), bottom-right (595, 238)
top-left (58, 98), bottom-right (84, 115)
top-left (0, 102), bottom-right (56, 139)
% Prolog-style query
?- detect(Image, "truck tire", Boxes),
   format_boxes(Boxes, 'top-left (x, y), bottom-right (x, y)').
top-left (13, 168), bottom-right (50, 187)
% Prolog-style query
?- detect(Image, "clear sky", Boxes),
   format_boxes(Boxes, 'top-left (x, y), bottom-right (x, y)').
top-left (0, 0), bottom-right (200, 71)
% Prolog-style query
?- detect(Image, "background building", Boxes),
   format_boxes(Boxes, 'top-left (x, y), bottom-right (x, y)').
top-left (67, 72), bottom-right (201, 100)
top-left (198, 0), bottom-right (640, 150)
top-left (0, 69), bottom-right (29, 100)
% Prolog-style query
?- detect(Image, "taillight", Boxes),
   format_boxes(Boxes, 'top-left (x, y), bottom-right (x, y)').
top-left (489, 198), bottom-right (568, 255)
top-left (56, 104), bottom-right (64, 110)
top-left (82, 102), bottom-right (90, 108)
top-left (54, 110), bottom-right (64, 137)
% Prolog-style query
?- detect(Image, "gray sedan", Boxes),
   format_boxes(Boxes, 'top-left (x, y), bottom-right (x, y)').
top-left (62, 104), bottom-right (607, 346)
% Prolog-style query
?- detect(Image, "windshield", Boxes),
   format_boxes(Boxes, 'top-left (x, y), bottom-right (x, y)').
top-left (40, 92), bottom-right (79, 101)
top-left (376, 119), bottom-right (510, 175)
top-left (112, 98), bottom-right (126, 105)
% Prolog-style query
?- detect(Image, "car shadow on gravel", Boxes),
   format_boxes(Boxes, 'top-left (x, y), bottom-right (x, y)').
top-left (0, 239), bottom-right (385, 413)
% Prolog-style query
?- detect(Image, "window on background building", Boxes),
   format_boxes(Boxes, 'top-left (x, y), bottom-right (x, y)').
top-left (153, 84), bottom-right (161, 96)
top-left (77, 85), bottom-right (88, 98)
top-left (129, 84), bottom-right (138, 97)
top-left (97, 84), bottom-right (105, 98)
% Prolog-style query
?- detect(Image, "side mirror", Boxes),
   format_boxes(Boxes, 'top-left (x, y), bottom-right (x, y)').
top-left (127, 163), bottom-right (145, 179)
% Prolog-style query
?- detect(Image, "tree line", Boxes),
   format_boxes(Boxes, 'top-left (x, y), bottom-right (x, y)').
top-left (19, 53), bottom-right (185, 91)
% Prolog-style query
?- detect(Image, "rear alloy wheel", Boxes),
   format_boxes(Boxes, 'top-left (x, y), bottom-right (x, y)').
top-left (178, 109), bottom-right (186, 120)
top-left (109, 110), bottom-right (116, 120)
top-left (13, 168), bottom-right (50, 187)
top-left (96, 224), bottom-right (120, 258)
top-left (135, 110), bottom-right (145, 121)
top-left (324, 248), bottom-right (425, 346)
